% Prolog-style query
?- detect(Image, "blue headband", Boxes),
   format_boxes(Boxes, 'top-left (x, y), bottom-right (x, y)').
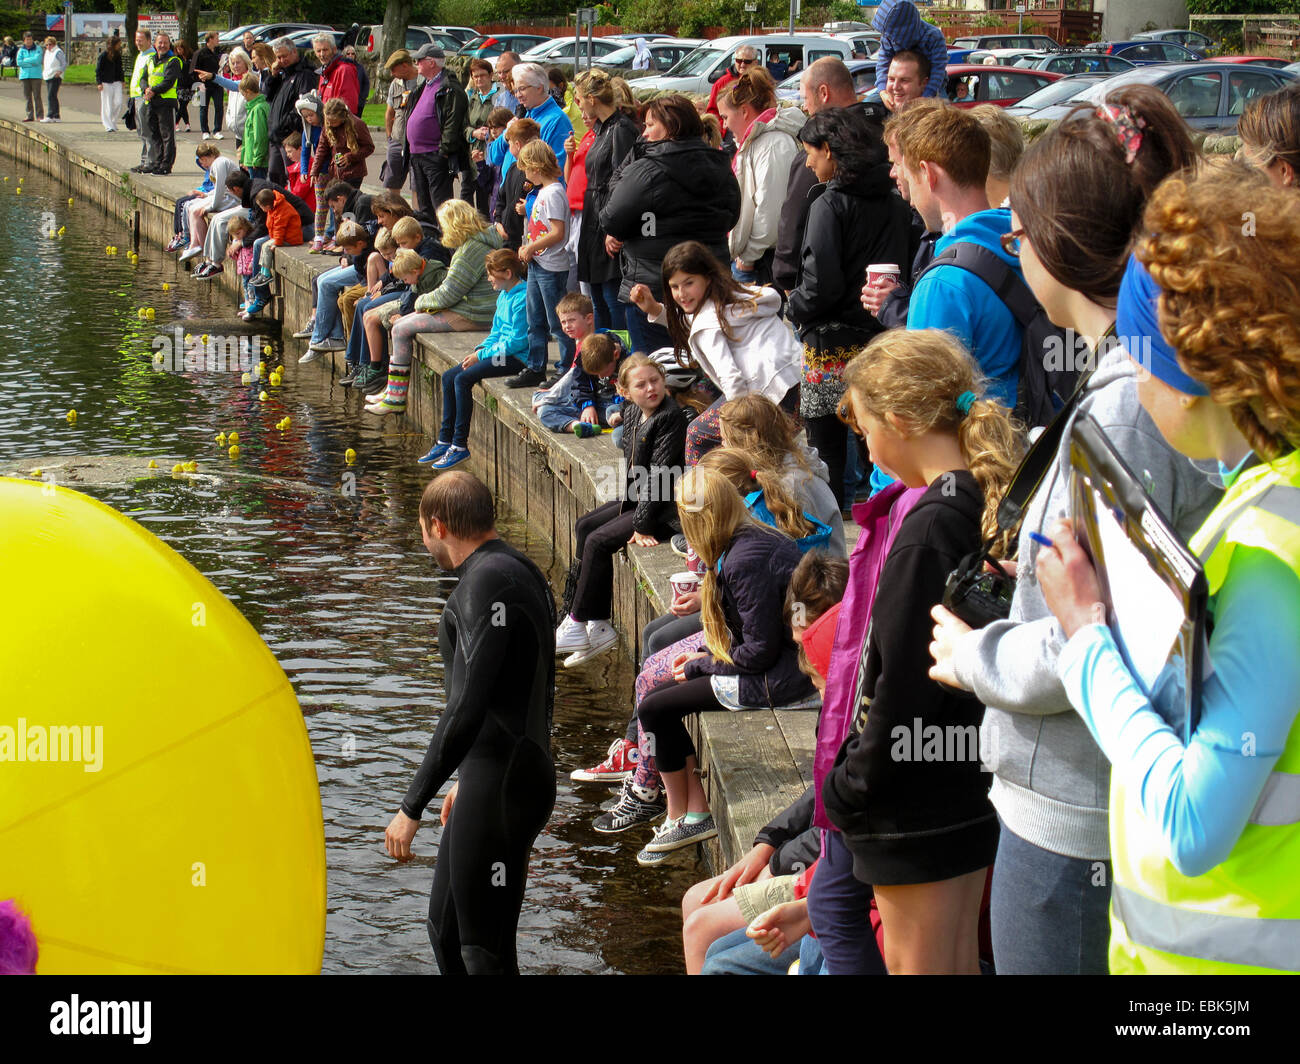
top-left (1116, 254), bottom-right (1209, 397)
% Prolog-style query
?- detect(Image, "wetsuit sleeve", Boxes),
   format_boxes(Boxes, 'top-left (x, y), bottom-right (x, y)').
top-left (400, 576), bottom-right (520, 819)
top-left (1058, 546), bottom-right (1300, 876)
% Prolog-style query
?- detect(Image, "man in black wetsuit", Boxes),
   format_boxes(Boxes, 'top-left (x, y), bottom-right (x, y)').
top-left (385, 471), bottom-right (557, 975)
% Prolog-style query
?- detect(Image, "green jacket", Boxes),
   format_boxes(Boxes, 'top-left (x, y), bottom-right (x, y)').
top-left (465, 87), bottom-right (496, 148)
top-left (413, 227), bottom-right (503, 322)
top-left (241, 94), bottom-right (269, 168)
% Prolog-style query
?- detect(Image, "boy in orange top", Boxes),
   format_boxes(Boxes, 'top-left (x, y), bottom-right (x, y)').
top-left (243, 187), bottom-right (304, 319)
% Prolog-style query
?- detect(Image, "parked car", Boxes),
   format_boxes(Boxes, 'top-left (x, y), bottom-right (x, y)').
top-left (1012, 51), bottom-right (1135, 75)
top-left (1213, 55), bottom-right (1293, 69)
top-left (518, 36), bottom-right (626, 64)
top-left (1133, 29), bottom-right (1216, 54)
top-left (286, 28), bottom-right (346, 52)
top-left (1003, 72), bottom-right (1115, 116)
top-left (941, 64), bottom-right (1063, 107)
top-left (455, 33), bottom-right (554, 64)
top-left (352, 25), bottom-right (464, 56)
top-left (1015, 62), bottom-right (1297, 133)
top-left (634, 34), bottom-right (854, 95)
top-left (823, 21), bottom-right (874, 34)
top-left (822, 31), bottom-right (879, 58)
top-left (948, 34), bottom-right (1062, 63)
top-left (218, 24), bottom-right (266, 45)
top-left (968, 48), bottom-right (1043, 67)
top-left (427, 26), bottom-right (478, 46)
top-left (775, 58), bottom-right (878, 102)
top-left (596, 39), bottom-right (706, 74)
top-left (1287, 61), bottom-right (1300, 77)
top-left (1087, 40), bottom-right (1206, 63)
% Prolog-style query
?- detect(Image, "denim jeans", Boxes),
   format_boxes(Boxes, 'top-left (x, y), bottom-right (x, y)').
top-left (731, 263), bottom-right (757, 283)
top-left (526, 262), bottom-right (573, 372)
top-left (989, 818), bottom-right (1112, 975)
top-left (345, 291), bottom-right (403, 367)
top-left (702, 926), bottom-right (801, 975)
top-left (440, 355), bottom-right (526, 448)
top-left (621, 300), bottom-right (672, 355)
top-left (537, 398), bottom-right (611, 434)
top-left (312, 264), bottom-right (361, 344)
top-left (590, 278), bottom-right (625, 333)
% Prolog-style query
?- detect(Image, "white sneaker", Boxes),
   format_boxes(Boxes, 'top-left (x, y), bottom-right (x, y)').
top-left (309, 337), bottom-right (345, 353)
top-left (214, 132), bottom-right (224, 140)
top-left (297, 348), bottom-right (320, 364)
top-left (39, 117), bottom-right (51, 123)
top-left (555, 615), bottom-right (590, 656)
top-left (178, 246), bottom-right (203, 262)
top-left (564, 620), bottom-right (619, 667)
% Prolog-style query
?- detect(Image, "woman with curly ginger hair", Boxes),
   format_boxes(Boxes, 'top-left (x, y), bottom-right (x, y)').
top-left (1037, 161), bottom-right (1300, 974)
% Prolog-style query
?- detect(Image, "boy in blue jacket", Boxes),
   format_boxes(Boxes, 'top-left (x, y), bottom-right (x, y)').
top-left (532, 292), bottom-right (630, 435)
top-left (872, 0), bottom-right (949, 107)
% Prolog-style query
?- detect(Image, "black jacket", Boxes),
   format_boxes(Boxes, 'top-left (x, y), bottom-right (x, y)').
top-left (497, 163), bottom-right (532, 251)
top-left (773, 101), bottom-right (885, 294)
top-left (753, 785), bottom-right (820, 876)
top-left (191, 44), bottom-right (220, 78)
top-left (340, 187), bottom-right (376, 236)
top-left (266, 59), bottom-right (320, 144)
top-left (822, 471), bottom-right (996, 851)
top-left (577, 109), bottom-right (639, 287)
top-left (599, 137), bottom-right (740, 302)
top-left (402, 73), bottom-right (469, 166)
top-left (618, 396), bottom-right (686, 536)
top-left (876, 216), bottom-right (938, 330)
top-left (241, 178), bottom-right (311, 245)
top-left (787, 161), bottom-right (912, 344)
top-left (95, 50), bottom-right (124, 85)
top-left (682, 524), bottom-right (814, 709)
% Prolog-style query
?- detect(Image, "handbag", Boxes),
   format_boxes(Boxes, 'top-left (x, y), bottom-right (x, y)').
top-left (943, 364), bottom-right (1097, 627)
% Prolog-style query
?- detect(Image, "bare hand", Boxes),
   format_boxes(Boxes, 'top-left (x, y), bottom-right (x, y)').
top-left (1036, 519), bottom-right (1107, 639)
top-left (746, 901), bottom-right (812, 959)
top-left (474, 125), bottom-right (489, 140)
top-left (514, 198), bottom-right (525, 216)
top-left (580, 406), bottom-right (599, 425)
top-left (564, 133), bottom-right (576, 154)
top-left (471, 148), bottom-right (485, 163)
top-left (461, 352), bottom-right (477, 369)
top-left (630, 530), bottom-right (659, 548)
top-left (670, 588), bottom-right (701, 617)
top-left (604, 234), bottom-right (623, 256)
top-left (672, 650), bottom-right (707, 683)
top-left (519, 245), bottom-right (534, 263)
top-left (928, 603), bottom-right (973, 690)
top-left (628, 283), bottom-right (656, 315)
top-left (607, 409), bottom-right (622, 427)
top-left (384, 809), bottom-right (419, 860)
top-left (881, 88), bottom-right (898, 112)
top-left (701, 843), bottom-right (774, 904)
top-left (860, 275), bottom-right (899, 315)
top-left (439, 781), bottom-right (458, 826)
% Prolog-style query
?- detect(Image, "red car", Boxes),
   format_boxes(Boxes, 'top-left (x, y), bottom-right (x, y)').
top-left (1212, 55), bottom-right (1293, 69)
top-left (943, 64), bottom-right (1064, 107)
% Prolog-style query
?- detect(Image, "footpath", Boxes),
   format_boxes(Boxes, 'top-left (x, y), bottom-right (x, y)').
top-left (0, 81), bottom-right (817, 869)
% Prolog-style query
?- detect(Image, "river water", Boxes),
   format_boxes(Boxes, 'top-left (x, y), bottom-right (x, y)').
top-left (0, 161), bottom-right (700, 974)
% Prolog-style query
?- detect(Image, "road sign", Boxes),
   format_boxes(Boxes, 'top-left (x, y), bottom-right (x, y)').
top-left (744, 2), bottom-right (757, 9)
top-left (577, 6), bottom-right (597, 24)
top-left (1016, 3), bottom-right (1026, 11)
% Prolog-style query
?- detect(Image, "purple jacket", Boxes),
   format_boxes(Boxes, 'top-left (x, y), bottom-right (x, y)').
top-left (813, 481), bottom-right (925, 830)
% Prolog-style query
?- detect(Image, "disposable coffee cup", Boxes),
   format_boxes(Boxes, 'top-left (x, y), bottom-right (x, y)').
top-left (866, 263), bottom-right (901, 287)
top-left (669, 571), bottom-right (700, 599)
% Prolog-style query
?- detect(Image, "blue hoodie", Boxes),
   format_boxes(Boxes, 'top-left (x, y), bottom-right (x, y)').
top-left (477, 279), bottom-right (529, 364)
top-left (907, 208), bottom-right (1022, 409)
top-left (872, 0), bottom-right (950, 97)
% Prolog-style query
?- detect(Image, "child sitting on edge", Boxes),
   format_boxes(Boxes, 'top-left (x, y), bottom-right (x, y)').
top-left (416, 248), bottom-right (530, 466)
top-left (362, 249), bottom-right (450, 416)
top-left (243, 186), bottom-right (304, 319)
top-left (554, 355), bottom-right (686, 668)
top-left (535, 332), bottom-right (628, 437)
top-left (226, 214), bottom-right (256, 304)
top-left (238, 72), bottom-right (268, 179)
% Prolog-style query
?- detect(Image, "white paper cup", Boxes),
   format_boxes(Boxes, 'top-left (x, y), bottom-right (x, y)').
top-left (866, 263), bottom-right (901, 287)
top-left (669, 571), bottom-right (700, 599)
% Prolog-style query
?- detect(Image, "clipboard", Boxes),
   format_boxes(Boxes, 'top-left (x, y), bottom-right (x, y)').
top-left (1068, 414), bottom-right (1209, 741)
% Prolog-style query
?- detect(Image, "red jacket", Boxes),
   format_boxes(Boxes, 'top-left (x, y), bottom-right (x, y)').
top-left (287, 170), bottom-right (316, 212)
top-left (264, 191), bottom-right (303, 246)
top-left (567, 128), bottom-right (595, 213)
top-left (706, 68), bottom-right (738, 119)
top-left (318, 56), bottom-right (359, 117)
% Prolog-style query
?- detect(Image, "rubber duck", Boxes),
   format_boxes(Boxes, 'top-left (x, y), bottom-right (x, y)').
top-left (240, 372), bottom-right (251, 385)
top-left (344, 448), bottom-right (357, 465)
top-left (153, 352), bottom-right (164, 364)
top-left (215, 432), bottom-right (226, 446)
top-left (148, 460), bottom-right (158, 469)
top-left (183, 461), bottom-right (198, 473)
top-left (256, 361), bottom-right (266, 378)
top-left (66, 409), bottom-right (77, 424)
top-left (57, 226), bottom-right (65, 236)
top-left (228, 444), bottom-right (240, 460)
top-left (162, 282), bottom-right (170, 291)
top-left (259, 391), bottom-right (268, 401)
top-left (227, 431), bottom-right (240, 445)
top-left (171, 463), bottom-right (184, 475)
top-left (67, 198), bottom-right (73, 205)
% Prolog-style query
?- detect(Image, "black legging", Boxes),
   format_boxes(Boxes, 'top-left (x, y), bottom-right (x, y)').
top-left (636, 675), bottom-right (723, 772)
top-left (805, 412), bottom-right (848, 511)
top-left (625, 611), bottom-right (705, 743)
top-left (427, 746), bottom-right (554, 975)
top-left (571, 500), bottom-right (637, 622)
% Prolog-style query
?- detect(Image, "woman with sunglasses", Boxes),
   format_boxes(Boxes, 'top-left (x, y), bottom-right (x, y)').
top-left (927, 86), bottom-right (1220, 975)
top-left (705, 46), bottom-right (758, 125)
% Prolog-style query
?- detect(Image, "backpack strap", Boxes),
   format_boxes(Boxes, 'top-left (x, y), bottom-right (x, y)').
top-left (922, 242), bottom-right (1039, 329)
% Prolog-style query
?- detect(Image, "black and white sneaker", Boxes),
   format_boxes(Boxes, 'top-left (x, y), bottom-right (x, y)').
top-left (291, 318), bottom-right (316, 339)
top-left (670, 534), bottom-right (689, 558)
top-left (642, 814), bottom-right (717, 853)
top-left (591, 779), bottom-right (665, 834)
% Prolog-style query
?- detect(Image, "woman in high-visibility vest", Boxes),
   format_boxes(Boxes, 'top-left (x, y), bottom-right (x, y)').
top-left (1037, 161), bottom-right (1300, 974)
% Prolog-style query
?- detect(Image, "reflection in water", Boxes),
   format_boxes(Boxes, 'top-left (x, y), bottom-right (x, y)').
top-left (0, 163), bottom-right (699, 974)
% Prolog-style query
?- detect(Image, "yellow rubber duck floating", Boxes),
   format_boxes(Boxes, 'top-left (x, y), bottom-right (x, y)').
top-left (227, 431), bottom-right (239, 445)
top-left (216, 432), bottom-right (226, 446)
top-left (259, 391), bottom-right (268, 402)
top-left (228, 444), bottom-right (241, 460)
top-left (183, 461), bottom-right (198, 473)
top-left (171, 463), bottom-right (184, 476)
top-left (148, 460), bottom-right (158, 469)
top-left (66, 410), bottom-right (77, 424)
top-left (344, 448), bottom-right (357, 465)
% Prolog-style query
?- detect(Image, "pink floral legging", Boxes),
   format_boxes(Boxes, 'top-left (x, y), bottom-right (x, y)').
top-left (632, 630), bottom-right (706, 793)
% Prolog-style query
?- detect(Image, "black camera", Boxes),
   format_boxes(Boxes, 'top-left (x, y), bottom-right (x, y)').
top-left (943, 551), bottom-right (1015, 629)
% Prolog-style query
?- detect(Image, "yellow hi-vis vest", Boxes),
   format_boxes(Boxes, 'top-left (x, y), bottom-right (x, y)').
top-left (145, 51), bottom-right (180, 100)
top-left (129, 50), bottom-right (153, 98)
top-left (1109, 447), bottom-right (1300, 974)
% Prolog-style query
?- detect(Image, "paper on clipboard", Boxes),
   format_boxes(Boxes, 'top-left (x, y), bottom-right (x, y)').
top-left (1090, 488), bottom-right (1185, 691)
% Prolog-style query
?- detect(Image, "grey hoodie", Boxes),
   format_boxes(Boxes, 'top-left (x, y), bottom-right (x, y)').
top-left (951, 342), bottom-right (1222, 859)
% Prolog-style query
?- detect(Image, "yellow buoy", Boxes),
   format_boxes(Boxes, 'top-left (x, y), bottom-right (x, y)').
top-left (0, 477), bottom-right (326, 974)
top-left (228, 444), bottom-right (241, 460)
top-left (66, 410), bottom-right (77, 424)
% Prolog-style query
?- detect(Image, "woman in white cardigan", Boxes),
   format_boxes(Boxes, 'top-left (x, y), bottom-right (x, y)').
top-left (716, 69), bottom-right (804, 285)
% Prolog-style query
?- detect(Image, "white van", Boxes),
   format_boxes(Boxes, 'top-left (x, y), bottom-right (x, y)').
top-left (634, 34), bottom-right (855, 95)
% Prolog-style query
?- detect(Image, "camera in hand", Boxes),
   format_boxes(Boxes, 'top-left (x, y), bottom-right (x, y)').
top-left (943, 551), bottom-right (1015, 629)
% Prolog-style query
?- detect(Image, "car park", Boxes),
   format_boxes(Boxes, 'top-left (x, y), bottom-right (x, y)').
top-left (1133, 28), bottom-right (1215, 53)
top-left (1012, 51), bottom-right (1135, 75)
top-left (218, 24), bottom-right (267, 45)
top-left (1088, 40), bottom-right (1206, 63)
top-left (968, 48), bottom-right (1043, 67)
top-left (518, 36), bottom-right (626, 64)
top-left (1213, 55), bottom-right (1293, 69)
top-left (285, 28), bottom-right (345, 52)
top-left (941, 64), bottom-right (1063, 107)
top-left (822, 31), bottom-right (879, 58)
top-left (352, 25), bottom-right (465, 55)
top-left (455, 33), bottom-right (554, 63)
top-left (1002, 72), bottom-right (1114, 116)
top-left (633, 34), bottom-right (854, 95)
top-left (1014, 61), bottom-right (1297, 133)
top-left (948, 34), bottom-right (1062, 63)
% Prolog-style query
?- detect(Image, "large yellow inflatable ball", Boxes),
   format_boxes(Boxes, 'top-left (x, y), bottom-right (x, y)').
top-left (0, 478), bottom-right (325, 973)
